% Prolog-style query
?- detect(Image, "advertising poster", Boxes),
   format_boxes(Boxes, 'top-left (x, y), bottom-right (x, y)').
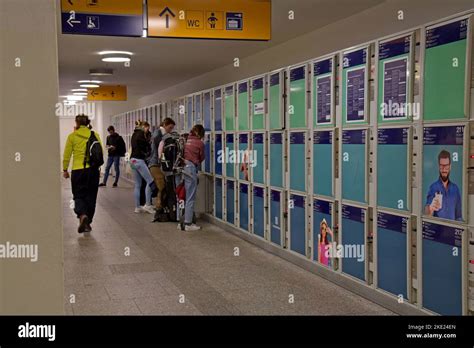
top-left (342, 48), bottom-right (368, 124)
top-left (422, 125), bottom-right (464, 222)
top-left (313, 199), bottom-right (333, 267)
top-left (313, 57), bottom-right (333, 126)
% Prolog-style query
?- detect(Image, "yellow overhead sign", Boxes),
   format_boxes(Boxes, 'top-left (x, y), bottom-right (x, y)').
top-left (147, 0), bottom-right (271, 40)
top-left (87, 86), bottom-right (127, 101)
top-left (61, 0), bottom-right (143, 15)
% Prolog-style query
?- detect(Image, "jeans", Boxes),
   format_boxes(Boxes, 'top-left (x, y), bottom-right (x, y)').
top-left (71, 167), bottom-right (100, 223)
top-left (176, 160), bottom-right (198, 224)
top-left (130, 158), bottom-right (154, 208)
top-left (103, 156), bottom-right (120, 185)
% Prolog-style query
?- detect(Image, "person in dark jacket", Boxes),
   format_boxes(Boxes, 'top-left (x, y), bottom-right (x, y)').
top-left (99, 126), bottom-right (126, 187)
top-left (148, 117), bottom-right (176, 218)
top-left (130, 121), bottom-right (155, 214)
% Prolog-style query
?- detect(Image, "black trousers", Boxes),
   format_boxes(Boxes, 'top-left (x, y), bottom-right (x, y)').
top-left (71, 168), bottom-right (100, 223)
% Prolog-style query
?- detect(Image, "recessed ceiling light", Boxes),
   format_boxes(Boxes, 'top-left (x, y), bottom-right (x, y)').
top-left (80, 84), bottom-right (100, 88)
top-left (98, 51), bottom-right (133, 56)
top-left (89, 68), bottom-right (114, 76)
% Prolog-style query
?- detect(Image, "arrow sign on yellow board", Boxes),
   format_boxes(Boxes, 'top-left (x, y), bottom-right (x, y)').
top-left (87, 85), bottom-right (127, 101)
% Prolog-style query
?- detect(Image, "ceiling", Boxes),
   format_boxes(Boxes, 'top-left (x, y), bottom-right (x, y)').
top-left (58, 0), bottom-right (386, 99)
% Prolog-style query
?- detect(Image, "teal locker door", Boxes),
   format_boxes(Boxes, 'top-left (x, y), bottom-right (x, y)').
top-left (342, 129), bottom-right (366, 203)
top-left (225, 133), bottom-right (235, 178)
top-left (290, 194), bottom-right (306, 256)
top-left (289, 66), bottom-right (307, 129)
top-left (270, 189), bottom-right (282, 246)
top-left (226, 180), bottom-right (235, 225)
top-left (214, 133), bottom-right (223, 176)
top-left (239, 183), bottom-right (249, 232)
top-left (215, 177), bottom-right (223, 220)
top-left (289, 132), bottom-right (306, 192)
top-left (269, 132), bottom-right (283, 188)
top-left (269, 72), bottom-right (283, 130)
top-left (377, 128), bottom-right (409, 210)
top-left (313, 199), bottom-right (333, 267)
top-left (238, 133), bottom-right (249, 181)
top-left (238, 82), bottom-right (249, 131)
top-left (341, 205), bottom-right (366, 281)
top-left (253, 133), bottom-right (265, 184)
top-left (252, 77), bottom-right (265, 130)
top-left (313, 130), bottom-right (333, 197)
top-left (253, 186), bottom-right (265, 238)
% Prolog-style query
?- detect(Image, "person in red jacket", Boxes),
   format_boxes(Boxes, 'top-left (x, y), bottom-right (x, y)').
top-left (178, 124), bottom-right (205, 231)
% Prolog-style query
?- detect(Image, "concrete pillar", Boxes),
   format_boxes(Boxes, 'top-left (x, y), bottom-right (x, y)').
top-left (0, 0), bottom-right (64, 314)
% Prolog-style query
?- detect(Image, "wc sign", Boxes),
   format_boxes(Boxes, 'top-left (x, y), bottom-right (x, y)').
top-left (147, 0), bottom-right (270, 40)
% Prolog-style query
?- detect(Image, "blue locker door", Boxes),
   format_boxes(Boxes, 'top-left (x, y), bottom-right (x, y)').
top-left (253, 186), bottom-right (265, 238)
top-left (226, 180), bottom-right (235, 225)
top-left (239, 183), bottom-right (249, 231)
top-left (422, 221), bottom-right (462, 315)
top-left (341, 205), bottom-right (366, 281)
top-left (214, 89), bottom-right (222, 131)
top-left (204, 134), bottom-right (211, 174)
top-left (270, 190), bottom-right (282, 245)
top-left (215, 178), bottom-right (223, 220)
top-left (290, 194), bottom-right (306, 255)
top-left (290, 132), bottom-right (306, 192)
top-left (214, 134), bottom-right (222, 176)
top-left (377, 212), bottom-right (407, 298)
top-left (204, 92), bottom-right (212, 131)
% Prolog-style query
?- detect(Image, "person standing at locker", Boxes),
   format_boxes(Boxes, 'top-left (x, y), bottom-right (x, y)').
top-left (130, 121), bottom-right (155, 214)
top-left (62, 115), bottom-right (103, 233)
top-left (149, 118), bottom-right (176, 220)
top-left (178, 124), bottom-right (205, 231)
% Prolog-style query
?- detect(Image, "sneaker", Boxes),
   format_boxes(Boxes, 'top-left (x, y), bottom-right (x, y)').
top-left (113, 183), bottom-right (118, 187)
top-left (177, 223), bottom-right (183, 230)
top-left (142, 205), bottom-right (155, 214)
top-left (78, 215), bottom-right (90, 233)
top-left (184, 224), bottom-right (201, 231)
top-left (134, 207), bottom-right (143, 213)
top-left (98, 183), bottom-right (106, 187)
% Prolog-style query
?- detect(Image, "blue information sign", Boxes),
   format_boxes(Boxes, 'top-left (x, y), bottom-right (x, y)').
top-left (426, 19), bottom-right (468, 49)
top-left (61, 12), bottom-right (142, 37)
top-left (346, 68), bottom-right (366, 122)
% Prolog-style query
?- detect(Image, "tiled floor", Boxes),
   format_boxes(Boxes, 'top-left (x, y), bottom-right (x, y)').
top-left (62, 178), bottom-right (394, 315)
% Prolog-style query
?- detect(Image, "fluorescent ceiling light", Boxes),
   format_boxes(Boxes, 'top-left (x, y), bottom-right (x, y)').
top-left (67, 95), bottom-right (85, 101)
top-left (78, 80), bottom-right (102, 84)
top-left (71, 88), bottom-right (87, 92)
top-left (73, 92), bottom-right (88, 96)
top-left (102, 56), bottom-right (131, 63)
top-left (80, 84), bottom-right (100, 88)
top-left (98, 50), bottom-right (133, 56)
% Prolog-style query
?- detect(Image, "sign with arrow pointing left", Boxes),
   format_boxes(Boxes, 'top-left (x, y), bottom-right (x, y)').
top-left (87, 85), bottom-right (127, 101)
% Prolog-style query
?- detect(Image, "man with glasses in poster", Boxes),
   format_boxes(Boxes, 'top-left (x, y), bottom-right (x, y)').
top-left (425, 150), bottom-right (462, 221)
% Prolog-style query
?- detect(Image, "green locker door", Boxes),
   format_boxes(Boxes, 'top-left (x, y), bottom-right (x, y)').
top-left (225, 85), bottom-right (235, 131)
top-left (269, 72), bottom-right (283, 130)
top-left (238, 81), bottom-right (249, 131)
top-left (252, 77), bottom-right (265, 130)
top-left (289, 66), bottom-right (307, 129)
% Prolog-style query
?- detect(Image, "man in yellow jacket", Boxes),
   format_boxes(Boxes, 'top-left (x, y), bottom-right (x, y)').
top-left (63, 115), bottom-right (103, 233)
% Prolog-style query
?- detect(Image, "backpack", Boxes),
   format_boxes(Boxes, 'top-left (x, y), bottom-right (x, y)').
top-left (84, 131), bottom-right (104, 169)
top-left (161, 132), bottom-right (185, 174)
